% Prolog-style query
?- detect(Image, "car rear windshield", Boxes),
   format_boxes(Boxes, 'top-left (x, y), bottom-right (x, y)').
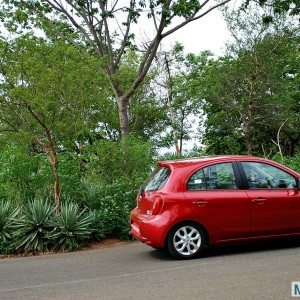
top-left (143, 167), bottom-right (171, 192)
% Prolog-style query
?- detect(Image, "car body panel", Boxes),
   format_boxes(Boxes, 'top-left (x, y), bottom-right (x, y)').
top-left (183, 190), bottom-right (251, 243)
top-left (246, 189), bottom-right (297, 235)
top-left (130, 155), bottom-right (300, 250)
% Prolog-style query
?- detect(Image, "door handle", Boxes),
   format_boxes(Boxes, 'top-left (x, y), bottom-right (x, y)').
top-left (193, 200), bottom-right (208, 207)
top-left (252, 198), bottom-right (266, 204)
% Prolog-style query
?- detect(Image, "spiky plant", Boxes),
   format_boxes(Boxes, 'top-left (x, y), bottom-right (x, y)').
top-left (0, 201), bottom-right (19, 254)
top-left (49, 203), bottom-right (94, 251)
top-left (0, 201), bottom-right (19, 242)
top-left (16, 199), bottom-right (54, 252)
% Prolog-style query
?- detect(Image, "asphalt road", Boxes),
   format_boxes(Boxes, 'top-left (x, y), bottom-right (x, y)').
top-left (1, 239), bottom-right (300, 300)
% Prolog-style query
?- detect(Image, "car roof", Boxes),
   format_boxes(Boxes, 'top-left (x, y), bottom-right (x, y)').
top-left (158, 155), bottom-right (267, 169)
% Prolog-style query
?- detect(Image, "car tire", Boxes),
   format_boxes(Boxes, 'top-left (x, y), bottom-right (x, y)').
top-left (167, 223), bottom-right (206, 259)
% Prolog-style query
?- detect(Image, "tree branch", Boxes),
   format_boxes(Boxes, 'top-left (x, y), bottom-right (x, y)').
top-left (46, 0), bottom-right (98, 51)
top-left (99, 0), bottom-right (115, 73)
top-left (162, 0), bottom-right (231, 38)
top-left (121, 0), bottom-right (172, 102)
top-left (115, 0), bottom-right (136, 67)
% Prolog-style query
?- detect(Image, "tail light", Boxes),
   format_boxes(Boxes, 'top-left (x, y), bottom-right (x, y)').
top-left (151, 195), bottom-right (164, 215)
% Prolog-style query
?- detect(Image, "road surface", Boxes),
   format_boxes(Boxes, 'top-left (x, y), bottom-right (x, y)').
top-left (1, 239), bottom-right (300, 299)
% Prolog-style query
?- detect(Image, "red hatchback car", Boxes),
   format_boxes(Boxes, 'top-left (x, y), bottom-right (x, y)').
top-left (130, 155), bottom-right (300, 259)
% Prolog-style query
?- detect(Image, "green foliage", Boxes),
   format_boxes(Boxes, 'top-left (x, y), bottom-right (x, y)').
top-left (0, 36), bottom-right (108, 142)
top-left (0, 200), bottom-right (18, 254)
top-left (82, 137), bottom-right (152, 240)
top-left (0, 140), bottom-right (84, 203)
top-left (87, 178), bottom-right (141, 240)
top-left (256, 0), bottom-right (300, 17)
top-left (0, 0), bottom-right (299, 257)
top-left (200, 6), bottom-right (300, 156)
top-left (273, 154), bottom-right (300, 173)
top-left (86, 137), bottom-right (154, 184)
top-left (0, 201), bottom-right (19, 243)
top-left (49, 203), bottom-right (94, 251)
top-left (16, 199), bottom-right (53, 252)
top-left (172, 0), bottom-right (201, 18)
top-left (0, 199), bottom-right (96, 254)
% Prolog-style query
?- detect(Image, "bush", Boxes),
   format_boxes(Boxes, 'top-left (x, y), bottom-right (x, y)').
top-left (0, 201), bottom-right (19, 254)
top-left (0, 199), bottom-right (96, 254)
top-left (0, 141), bottom-right (40, 202)
top-left (16, 199), bottom-right (54, 252)
top-left (0, 139), bottom-right (85, 205)
top-left (86, 178), bottom-right (141, 240)
top-left (0, 201), bottom-right (19, 242)
top-left (82, 137), bottom-right (153, 240)
top-left (49, 202), bottom-right (94, 251)
top-left (273, 154), bottom-right (300, 173)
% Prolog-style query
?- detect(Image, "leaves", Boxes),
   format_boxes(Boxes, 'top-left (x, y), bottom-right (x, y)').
top-left (200, 5), bottom-right (300, 156)
top-left (49, 203), bottom-right (94, 251)
top-left (0, 201), bottom-right (19, 242)
top-left (16, 199), bottom-right (53, 252)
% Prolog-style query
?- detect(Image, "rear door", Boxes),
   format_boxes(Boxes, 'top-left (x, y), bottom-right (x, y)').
top-left (184, 162), bottom-right (251, 242)
top-left (239, 161), bottom-right (299, 236)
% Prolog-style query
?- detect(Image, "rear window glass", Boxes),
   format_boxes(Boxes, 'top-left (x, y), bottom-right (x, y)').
top-left (143, 167), bottom-right (171, 192)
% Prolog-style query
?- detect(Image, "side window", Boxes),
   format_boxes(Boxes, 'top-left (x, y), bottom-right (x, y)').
top-left (188, 169), bottom-right (206, 190)
top-left (188, 163), bottom-right (237, 190)
top-left (241, 162), bottom-right (297, 189)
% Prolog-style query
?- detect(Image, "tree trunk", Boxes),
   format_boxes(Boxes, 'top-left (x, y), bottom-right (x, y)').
top-left (42, 127), bottom-right (61, 214)
top-left (164, 54), bottom-right (181, 157)
top-left (117, 97), bottom-right (130, 139)
top-left (26, 105), bottom-right (61, 213)
top-left (51, 154), bottom-right (60, 214)
top-left (38, 137), bottom-right (61, 214)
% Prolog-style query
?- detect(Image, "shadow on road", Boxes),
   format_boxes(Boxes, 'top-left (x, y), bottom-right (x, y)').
top-left (149, 238), bottom-right (300, 261)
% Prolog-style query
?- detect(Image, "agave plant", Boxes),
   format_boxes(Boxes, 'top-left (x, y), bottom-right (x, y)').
top-left (16, 199), bottom-right (54, 252)
top-left (49, 203), bottom-right (94, 251)
top-left (0, 201), bottom-right (19, 242)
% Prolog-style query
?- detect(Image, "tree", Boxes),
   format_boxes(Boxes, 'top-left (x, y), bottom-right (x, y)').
top-left (1, 0), bottom-right (235, 140)
top-left (199, 6), bottom-right (300, 156)
top-left (248, 0), bottom-right (300, 17)
top-left (153, 43), bottom-right (210, 156)
top-left (0, 36), bottom-right (109, 212)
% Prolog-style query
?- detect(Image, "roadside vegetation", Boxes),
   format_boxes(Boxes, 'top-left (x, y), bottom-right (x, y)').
top-left (0, 1), bottom-right (299, 254)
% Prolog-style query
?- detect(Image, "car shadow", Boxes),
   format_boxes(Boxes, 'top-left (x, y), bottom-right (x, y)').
top-left (149, 238), bottom-right (300, 261)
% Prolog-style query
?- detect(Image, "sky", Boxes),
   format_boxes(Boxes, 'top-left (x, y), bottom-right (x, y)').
top-left (162, 8), bottom-right (232, 56)
top-left (128, 1), bottom-right (237, 57)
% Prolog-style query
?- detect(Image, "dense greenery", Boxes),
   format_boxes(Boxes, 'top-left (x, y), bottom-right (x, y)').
top-left (0, 200), bottom-right (94, 254)
top-left (0, 2), bottom-right (299, 254)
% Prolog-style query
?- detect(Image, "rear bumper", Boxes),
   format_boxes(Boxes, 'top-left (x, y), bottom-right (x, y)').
top-left (130, 207), bottom-right (168, 248)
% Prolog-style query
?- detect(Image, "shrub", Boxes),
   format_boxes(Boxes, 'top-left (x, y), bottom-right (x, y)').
top-left (0, 201), bottom-right (19, 254)
top-left (49, 202), bottom-right (94, 251)
top-left (83, 137), bottom-right (153, 240)
top-left (16, 199), bottom-right (54, 252)
top-left (85, 178), bottom-right (142, 240)
top-left (0, 201), bottom-right (19, 242)
top-left (273, 154), bottom-right (300, 173)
